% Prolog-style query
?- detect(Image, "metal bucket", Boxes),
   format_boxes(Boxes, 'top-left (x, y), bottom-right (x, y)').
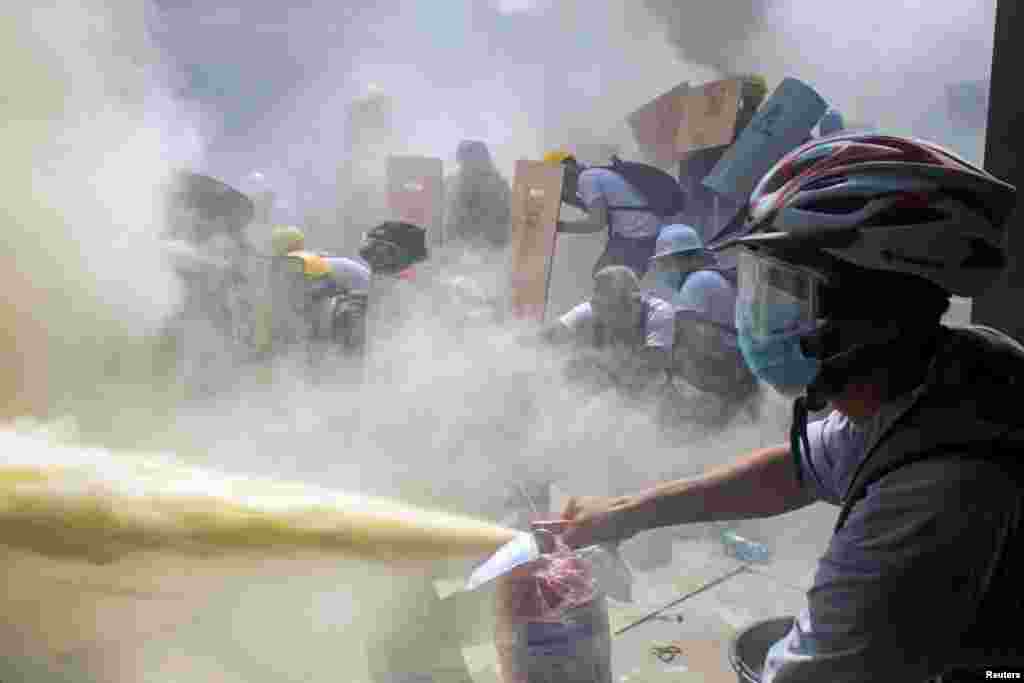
top-left (728, 617), bottom-right (795, 683)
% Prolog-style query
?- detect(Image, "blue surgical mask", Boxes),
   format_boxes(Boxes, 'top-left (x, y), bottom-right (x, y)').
top-left (654, 270), bottom-right (685, 294)
top-left (736, 300), bottom-right (820, 397)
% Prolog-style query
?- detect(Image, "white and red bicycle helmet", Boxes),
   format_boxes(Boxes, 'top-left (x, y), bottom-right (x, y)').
top-left (729, 132), bottom-right (1017, 297)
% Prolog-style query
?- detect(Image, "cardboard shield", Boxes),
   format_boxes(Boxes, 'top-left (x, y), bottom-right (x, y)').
top-left (675, 78), bottom-right (745, 155)
top-left (508, 161), bottom-right (563, 322)
top-left (703, 78), bottom-right (828, 203)
top-left (627, 81), bottom-right (690, 167)
top-left (386, 155), bottom-right (445, 245)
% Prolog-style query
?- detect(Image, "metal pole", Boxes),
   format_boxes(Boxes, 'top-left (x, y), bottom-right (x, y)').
top-left (973, 0), bottom-right (1024, 340)
top-left (613, 564), bottom-right (749, 636)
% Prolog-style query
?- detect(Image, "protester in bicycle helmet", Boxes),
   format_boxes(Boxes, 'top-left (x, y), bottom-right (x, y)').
top-left (557, 133), bottom-right (1023, 681)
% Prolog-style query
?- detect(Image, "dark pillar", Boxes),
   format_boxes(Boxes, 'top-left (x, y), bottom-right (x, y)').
top-left (972, 1), bottom-right (1024, 341)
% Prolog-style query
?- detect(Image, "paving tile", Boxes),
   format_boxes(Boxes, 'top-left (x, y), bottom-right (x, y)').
top-left (611, 602), bottom-right (737, 682)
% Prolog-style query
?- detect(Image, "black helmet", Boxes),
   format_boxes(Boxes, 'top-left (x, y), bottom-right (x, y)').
top-left (358, 221), bottom-right (428, 274)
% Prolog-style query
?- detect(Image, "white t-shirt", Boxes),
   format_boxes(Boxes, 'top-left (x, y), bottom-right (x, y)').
top-left (558, 294), bottom-right (675, 349)
top-left (577, 167), bottom-right (664, 240)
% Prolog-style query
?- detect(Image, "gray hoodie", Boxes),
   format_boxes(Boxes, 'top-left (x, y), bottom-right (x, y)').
top-left (765, 325), bottom-right (1024, 682)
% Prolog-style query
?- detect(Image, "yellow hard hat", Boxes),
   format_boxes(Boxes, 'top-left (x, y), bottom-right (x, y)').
top-left (737, 74), bottom-right (768, 102)
top-left (270, 225), bottom-right (305, 257)
top-left (287, 251), bottom-right (332, 279)
top-left (542, 149), bottom-right (573, 165)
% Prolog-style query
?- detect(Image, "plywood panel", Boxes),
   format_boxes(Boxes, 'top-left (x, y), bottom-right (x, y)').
top-left (387, 155), bottom-right (445, 245)
top-left (508, 160), bottom-right (563, 322)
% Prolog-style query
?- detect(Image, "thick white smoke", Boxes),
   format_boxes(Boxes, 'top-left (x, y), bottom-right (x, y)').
top-left (643, 0), bottom-right (996, 162)
top-left (4, 0), bottom-right (996, 679)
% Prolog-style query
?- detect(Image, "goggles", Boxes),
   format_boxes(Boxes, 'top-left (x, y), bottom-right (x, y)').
top-left (736, 247), bottom-right (828, 345)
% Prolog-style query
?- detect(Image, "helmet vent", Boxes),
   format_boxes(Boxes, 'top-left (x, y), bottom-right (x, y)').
top-left (864, 206), bottom-right (948, 226)
top-left (961, 237), bottom-right (1005, 269)
top-left (802, 176), bottom-right (846, 192)
top-left (802, 197), bottom-right (872, 214)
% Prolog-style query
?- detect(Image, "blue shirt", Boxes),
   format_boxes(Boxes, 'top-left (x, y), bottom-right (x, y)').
top-left (577, 167), bottom-right (665, 240)
top-left (674, 269), bottom-right (738, 349)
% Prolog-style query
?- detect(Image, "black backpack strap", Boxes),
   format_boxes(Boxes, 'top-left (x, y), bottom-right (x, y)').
top-left (599, 162), bottom-right (661, 215)
top-left (605, 204), bottom-right (654, 212)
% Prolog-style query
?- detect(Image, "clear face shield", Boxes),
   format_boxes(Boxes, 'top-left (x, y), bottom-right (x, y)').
top-left (736, 248), bottom-right (824, 342)
top-left (735, 248), bottom-right (827, 397)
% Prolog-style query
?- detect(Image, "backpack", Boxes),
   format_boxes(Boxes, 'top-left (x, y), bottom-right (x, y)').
top-left (599, 157), bottom-right (688, 219)
top-left (362, 221), bottom-right (428, 268)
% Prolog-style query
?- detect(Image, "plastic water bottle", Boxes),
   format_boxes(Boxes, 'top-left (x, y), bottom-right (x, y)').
top-left (719, 528), bottom-right (772, 563)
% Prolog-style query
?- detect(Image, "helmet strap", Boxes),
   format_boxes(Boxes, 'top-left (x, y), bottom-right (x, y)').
top-left (789, 393), bottom-right (825, 488)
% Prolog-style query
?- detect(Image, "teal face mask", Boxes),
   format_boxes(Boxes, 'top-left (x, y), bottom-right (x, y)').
top-left (736, 300), bottom-right (820, 397)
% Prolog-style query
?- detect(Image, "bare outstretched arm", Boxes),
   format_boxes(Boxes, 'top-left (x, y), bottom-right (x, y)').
top-left (560, 444), bottom-right (816, 547)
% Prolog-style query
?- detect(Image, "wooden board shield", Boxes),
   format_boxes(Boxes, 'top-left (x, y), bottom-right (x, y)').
top-left (627, 81), bottom-right (690, 167)
top-left (386, 155), bottom-right (445, 245)
top-left (508, 160), bottom-right (563, 322)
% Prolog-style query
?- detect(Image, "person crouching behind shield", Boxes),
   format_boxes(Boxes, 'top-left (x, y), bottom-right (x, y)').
top-left (265, 225), bottom-right (370, 368)
top-left (539, 265), bottom-right (674, 402)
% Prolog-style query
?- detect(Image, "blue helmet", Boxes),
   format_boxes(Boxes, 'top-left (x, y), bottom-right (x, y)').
top-left (651, 224), bottom-right (705, 261)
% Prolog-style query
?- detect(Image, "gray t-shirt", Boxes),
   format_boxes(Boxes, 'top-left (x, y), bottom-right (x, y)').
top-left (764, 396), bottom-right (1023, 681)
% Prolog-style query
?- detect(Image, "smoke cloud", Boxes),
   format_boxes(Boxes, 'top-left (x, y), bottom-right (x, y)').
top-left (643, 0), bottom-right (997, 162)
top-left (641, 0), bottom-right (770, 72)
top-left (4, 0), bottom-right (998, 679)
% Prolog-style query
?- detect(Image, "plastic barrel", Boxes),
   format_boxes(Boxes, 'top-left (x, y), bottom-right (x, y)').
top-left (728, 617), bottom-right (795, 683)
